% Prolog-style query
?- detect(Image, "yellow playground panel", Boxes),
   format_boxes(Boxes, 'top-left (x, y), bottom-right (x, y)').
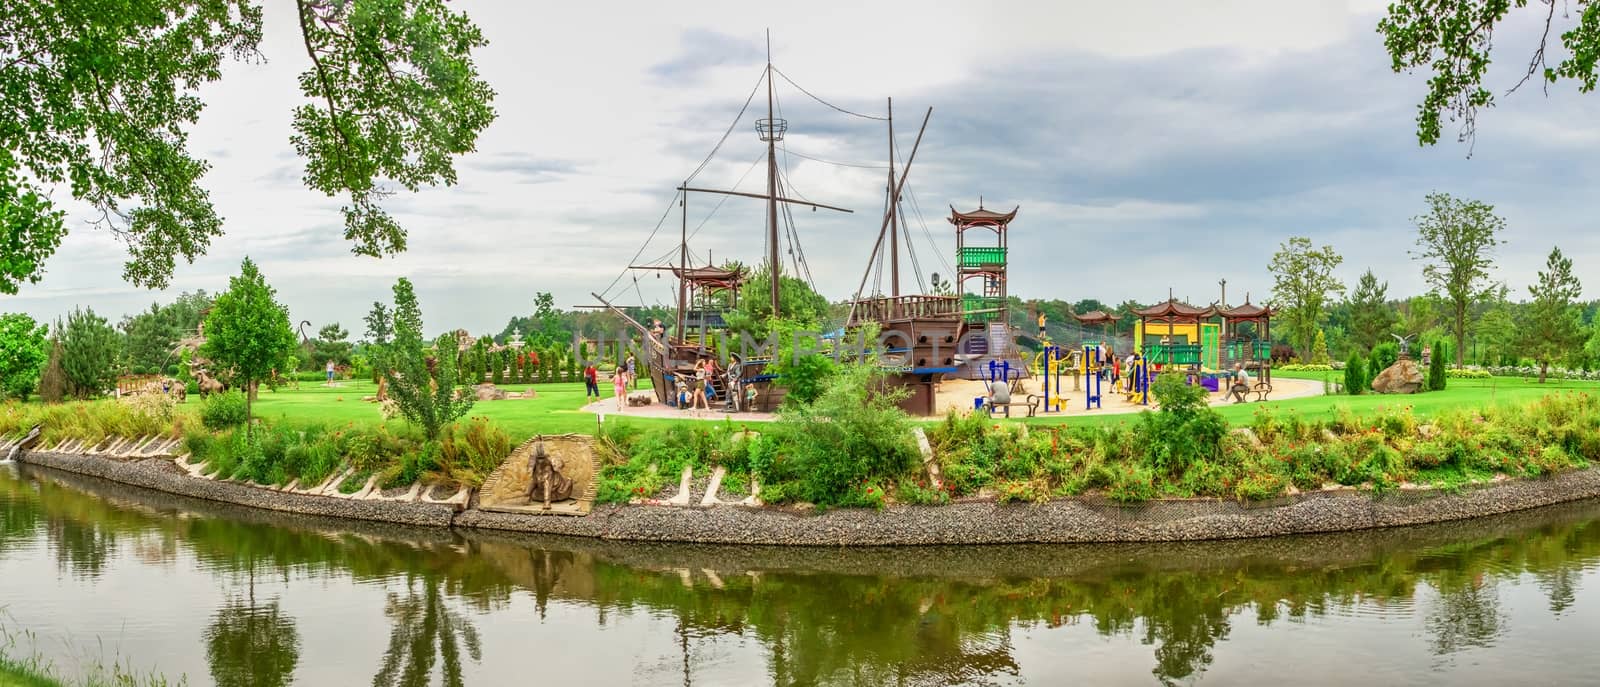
top-left (1135, 321), bottom-right (1221, 370)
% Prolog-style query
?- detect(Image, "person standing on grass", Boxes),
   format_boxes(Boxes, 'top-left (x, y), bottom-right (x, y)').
top-left (626, 354), bottom-right (637, 390)
top-left (584, 362), bottom-right (600, 400)
top-left (613, 365), bottom-right (629, 412)
top-left (325, 359), bottom-right (335, 385)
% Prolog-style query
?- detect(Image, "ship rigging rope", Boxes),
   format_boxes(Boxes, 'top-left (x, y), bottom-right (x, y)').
top-left (686, 67), bottom-right (767, 184)
top-left (599, 188), bottom-right (682, 300)
top-left (900, 199), bottom-right (929, 293)
top-left (780, 148), bottom-right (888, 170)
top-left (895, 143), bottom-right (955, 278)
top-left (772, 66), bottom-right (888, 121)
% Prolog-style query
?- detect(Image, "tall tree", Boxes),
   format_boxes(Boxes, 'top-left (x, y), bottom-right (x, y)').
top-left (1378, 1), bottom-right (1600, 147)
top-left (201, 258), bottom-right (296, 428)
top-left (120, 290), bottom-right (212, 372)
top-left (312, 322), bottom-right (352, 367)
top-left (59, 307), bottom-right (120, 399)
top-left (531, 291), bottom-right (564, 346)
top-left (1410, 192), bottom-right (1505, 368)
top-left (1268, 237), bottom-right (1346, 358)
top-left (1346, 269), bottom-right (1398, 353)
top-left (0, 314), bottom-right (49, 400)
top-left (1521, 246), bottom-right (1585, 383)
top-left (0, 0), bottom-right (496, 289)
top-left (364, 302), bottom-right (393, 346)
top-left (1476, 299), bottom-right (1521, 366)
top-left (370, 278), bottom-right (472, 440)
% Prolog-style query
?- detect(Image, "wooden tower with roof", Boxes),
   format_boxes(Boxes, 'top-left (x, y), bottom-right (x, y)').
top-left (950, 202), bottom-right (1027, 380)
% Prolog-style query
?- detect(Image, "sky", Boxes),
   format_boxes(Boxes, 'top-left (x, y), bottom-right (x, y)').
top-left (6, 0), bottom-right (1599, 335)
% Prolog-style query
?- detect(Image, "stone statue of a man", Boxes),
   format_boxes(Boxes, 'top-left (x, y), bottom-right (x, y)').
top-left (525, 442), bottom-right (573, 510)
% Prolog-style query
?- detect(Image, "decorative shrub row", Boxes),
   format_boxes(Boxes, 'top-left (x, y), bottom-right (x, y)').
top-left (595, 372), bottom-right (1599, 507)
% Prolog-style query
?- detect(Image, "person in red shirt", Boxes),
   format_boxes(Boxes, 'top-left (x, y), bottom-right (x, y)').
top-left (583, 363), bottom-right (599, 399)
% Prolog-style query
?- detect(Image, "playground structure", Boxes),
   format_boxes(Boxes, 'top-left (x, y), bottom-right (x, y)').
top-left (951, 204), bottom-right (1028, 381)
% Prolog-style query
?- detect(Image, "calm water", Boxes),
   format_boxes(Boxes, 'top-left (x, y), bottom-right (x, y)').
top-left (3, 463), bottom-right (1600, 686)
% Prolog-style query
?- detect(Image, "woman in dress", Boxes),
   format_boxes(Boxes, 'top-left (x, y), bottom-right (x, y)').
top-left (613, 363), bottom-right (629, 412)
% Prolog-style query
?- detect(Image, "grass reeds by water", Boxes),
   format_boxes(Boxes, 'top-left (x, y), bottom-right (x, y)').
top-left (0, 622), bottom-right (181, 687)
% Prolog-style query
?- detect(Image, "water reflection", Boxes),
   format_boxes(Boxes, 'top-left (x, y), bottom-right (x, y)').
top-left (373, 576), bottom-right (482, 687)
top-left (204, 596), bottom-right (300, 687)
top-left (3, 463), bottom-right (1600, 685)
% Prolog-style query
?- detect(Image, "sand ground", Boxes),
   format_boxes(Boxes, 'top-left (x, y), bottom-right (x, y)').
top-left (579, 375), bottom-right (1325, 422)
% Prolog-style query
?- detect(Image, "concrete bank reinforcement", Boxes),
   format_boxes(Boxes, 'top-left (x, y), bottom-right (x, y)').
top-left (19, 449), bottom-right (1600, 546)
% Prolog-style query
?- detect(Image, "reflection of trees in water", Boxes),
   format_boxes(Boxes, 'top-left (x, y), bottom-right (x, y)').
top-left (10, 466), bottom-right (1600, 685)
top-left (372, 574), bottom-right (482, 687)
top-left (204, 595), bottom-right (301, 687)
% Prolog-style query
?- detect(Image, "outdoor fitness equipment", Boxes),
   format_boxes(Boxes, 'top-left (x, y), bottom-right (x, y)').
top-left (1122, 353), bottom-right (1151, 406)
top-left (1038, 345), bottom-right (1083, 413)
top-left (1083, 344), bottom-right (1104, 410)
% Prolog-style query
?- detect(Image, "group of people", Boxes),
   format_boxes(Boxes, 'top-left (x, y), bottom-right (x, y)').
top-left (582, 354), bottom-right (637, 412)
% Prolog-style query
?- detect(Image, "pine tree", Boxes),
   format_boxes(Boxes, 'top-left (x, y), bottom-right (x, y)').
top-left (1521, 246), bottom-right (1585, 383)
top-left (1310, 329), bottom-right (1331, 365)
top-left (39, 336), bottom-right (67, 403)
top-left (491, 349), bottom-right (504, 385)
top-left (1431, 339), bottom-right (1450, 390)
top-left (1344, 351), bottom-right (1367, 395)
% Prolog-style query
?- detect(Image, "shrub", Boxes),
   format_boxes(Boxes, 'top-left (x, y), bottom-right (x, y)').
top-left (1343, 352), bottom-right (1366, 396)
top-left (200, 390), bottom-right (249, 430)
top-left (1446, 368), bottom-right (1491, 379)
top-left (1428, 339), bottom-right (1449, 391)
top-left (1138, 372), bottom-right (1226, 476)
top-left (1369, 342), bottom-right (1399, 375)
top-left (1108, 464), bottom-right (1157, 503)
top-left (1277, 363), bottom-right (1334, 372)
top-left (1309, 330), bottom-right (1331, 365)
top-left (768, 363), bottom-right (918, 506)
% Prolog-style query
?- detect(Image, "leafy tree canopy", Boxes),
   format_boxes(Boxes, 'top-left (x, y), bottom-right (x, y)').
top-left (0, 0), bottom-right (496, 289)
top-left (1268, 236), bottom-right (1345, 357)
top-left (0, 313), bottom-right (50, 400)
top-left (1379, 0), bottom-right (1600, 147)
top-left (201, 257), bottom-right (296, 424)
top-left (1411, 192), bottom-right (1505, 367)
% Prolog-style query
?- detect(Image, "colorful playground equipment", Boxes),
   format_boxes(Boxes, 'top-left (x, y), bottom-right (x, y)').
top-left (1082, 343), bottom-right (1104, 410)
top-left (1121, 352), bottom-right (1151, 406)
top-left (1036, 345), bottom-right (1083, 413)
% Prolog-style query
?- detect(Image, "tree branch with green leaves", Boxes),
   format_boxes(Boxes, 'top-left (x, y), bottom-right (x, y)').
top-left (1379, 0), bottom-right (1600, 147)
top-left (0, 0), bottom-right (496, 290)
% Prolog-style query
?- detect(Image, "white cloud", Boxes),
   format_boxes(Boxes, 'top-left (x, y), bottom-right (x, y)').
top-left (4, 0), bottom-right (1598, 334)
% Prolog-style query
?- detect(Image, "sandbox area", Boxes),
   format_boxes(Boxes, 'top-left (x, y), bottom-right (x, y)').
top-left (575, 375), bottom-right (1326, 422)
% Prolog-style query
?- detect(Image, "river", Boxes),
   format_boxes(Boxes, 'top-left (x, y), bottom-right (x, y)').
top-left (3, 462), bottom-right (1599, 686)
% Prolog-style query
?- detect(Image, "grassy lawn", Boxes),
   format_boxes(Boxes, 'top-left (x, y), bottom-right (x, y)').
top-left (249, 379), bottom-right (688, 441)
top-left (1014, 371), bottom-right (1600, 429)
top-left (241, 372), bottom-right (1600, 440)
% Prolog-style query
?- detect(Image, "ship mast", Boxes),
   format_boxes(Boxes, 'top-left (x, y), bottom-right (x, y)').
top-left (764, 32), bottom-right (782, 316)
top-left (888, 97), bottom-right (899, 298)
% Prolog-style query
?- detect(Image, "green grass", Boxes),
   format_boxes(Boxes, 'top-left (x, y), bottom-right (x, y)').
top-left (250, 380), bottom-right (682, 441)
top-left (0, 657), bottom-right (61, 687)
top-left (1011, 371), bottom-right (1600, 429)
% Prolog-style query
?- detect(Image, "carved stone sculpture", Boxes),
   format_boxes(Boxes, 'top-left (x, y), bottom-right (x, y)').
top-left (525, 442), bottom-right (573, 510)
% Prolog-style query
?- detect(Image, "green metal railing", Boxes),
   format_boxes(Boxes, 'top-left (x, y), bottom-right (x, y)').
top-left (958, 247), bottom-right (1007, 268)
top-left (962, 295), bottom-right (1004, 323)
top-left (1144, 343), bottom-right (1203, 366)
top-left (1226, 341), bottom-right (1272, 361)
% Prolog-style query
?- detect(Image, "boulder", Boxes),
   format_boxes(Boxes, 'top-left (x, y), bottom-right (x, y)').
top-left (627, 391), bottom-right (654, 407)
top-left (1371, 358), bottom-right (1424, 394)
top-left (473, 383), bottom-right (508, 401)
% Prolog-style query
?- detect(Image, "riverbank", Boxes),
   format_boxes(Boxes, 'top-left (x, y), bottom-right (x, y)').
top-left (14, 446), bottom-right (1600, 546)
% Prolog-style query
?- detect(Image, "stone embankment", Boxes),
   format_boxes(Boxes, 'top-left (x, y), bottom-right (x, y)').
top-left (9, 432), bottom-right (1600, 546)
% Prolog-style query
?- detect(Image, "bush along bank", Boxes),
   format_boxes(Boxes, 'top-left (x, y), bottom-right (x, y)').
top-left (595, 369), bottom-right (1600, 509)
top-left (2, 390), bottom-right (513, 499)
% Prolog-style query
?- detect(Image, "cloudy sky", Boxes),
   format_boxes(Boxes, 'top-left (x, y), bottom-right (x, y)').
top-left (6, 0), bottom-right (1598, 335)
